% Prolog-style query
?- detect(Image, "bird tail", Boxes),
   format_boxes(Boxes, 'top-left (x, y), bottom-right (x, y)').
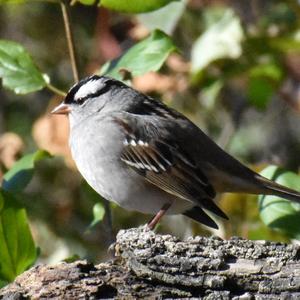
top-left (256, 175), bottom-right (300, 204)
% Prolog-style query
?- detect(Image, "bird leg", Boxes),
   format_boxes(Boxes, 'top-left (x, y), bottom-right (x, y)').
top-left (147, 202), bottom-right (172, 230)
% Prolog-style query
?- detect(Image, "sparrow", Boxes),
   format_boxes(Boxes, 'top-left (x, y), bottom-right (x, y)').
top-left (51, 75), bottom-right (300, 229)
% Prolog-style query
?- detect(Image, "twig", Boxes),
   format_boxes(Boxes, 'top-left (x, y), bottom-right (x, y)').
top-left (60, 0), bottom-right (79, 82)
top-left (46, 83), bottom-right (67, 97)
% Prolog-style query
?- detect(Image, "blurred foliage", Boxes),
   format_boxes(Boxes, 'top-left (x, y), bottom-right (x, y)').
top-left (191, 8), bottom-right (244, 74)
top-left (1, 0), bottom-right (300, 284)
top-left (0, 151), bottom-right (49, 284)
top-left (3, 150), bottom-right (51, 192)
top-left (0, 190), bottom-right (37, 285)
top-left (0, 40), bottom-right (47, 94)
top-left (101, 29), bottom-right (177, 80)
top-left (78, 0), bottom-right (178, 13)
top-left (259, 165), bottom-right (300, 239)
top-left (137, 0), bottom-right (186, 34)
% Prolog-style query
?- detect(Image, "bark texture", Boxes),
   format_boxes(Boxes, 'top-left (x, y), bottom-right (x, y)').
top-left (1, 227), bottom-right (300, 299)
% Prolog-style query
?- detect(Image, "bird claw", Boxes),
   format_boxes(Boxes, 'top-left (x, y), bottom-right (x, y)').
top-left (107, 241), bottom-right (117, 258)
top-left (140, 223), bottom-right (152, 232)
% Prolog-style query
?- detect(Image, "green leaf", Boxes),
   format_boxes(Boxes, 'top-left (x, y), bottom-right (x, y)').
top-left (270, 36), bottom-right (300, 52)
top-left (101, 30), bottom-right (177, 80)
top-left (246, 61), bottom-right (282, 110)
top-left (0, 190), bottom-right (37, 282)
top-left (247, 77), bottom-right (274, 110)
top-left (89, 202), bottom-right (105, 228)
top-left (76, 0), bottom-right (94, 4)
top-left (63, 254), bottom-right (81, 263)
top-left (0, 40), bottom-right (47, 94)
top-left (249, 63), bottom-right (283, 82)
top-left (191, 8), bottom-right (244, 73)
top-left (258, 166), bottom-right (300, 239)
top-left (0, 280), bottom-right (9, 288)
top-left (3, 150), bottom-right (51, 193)
top-left (248, 222), bottom-right (289, 243)
top-left (0, 0), bottom-right (26, 3)
top-left (79, 0), bottom-right (178, 13)
top-left (81, 182), bottom-right (106, 229)
top-left (137, 0), bottom-right (186, 34)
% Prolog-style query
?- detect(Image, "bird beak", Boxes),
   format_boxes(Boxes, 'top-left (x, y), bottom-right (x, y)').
top-left (51, 103), bottom-right (71, 115)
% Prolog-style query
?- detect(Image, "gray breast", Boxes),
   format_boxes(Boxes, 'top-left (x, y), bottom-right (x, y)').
top-left (69, 114), bottom-right (192, 215)
top-left (69, 115), bottom-right (124, 198)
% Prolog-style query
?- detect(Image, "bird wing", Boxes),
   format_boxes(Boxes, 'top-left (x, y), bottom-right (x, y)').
top-left (114, 113), bottom-right (227, 220)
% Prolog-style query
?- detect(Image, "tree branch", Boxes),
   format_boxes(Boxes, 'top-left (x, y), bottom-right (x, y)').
top-left (61, 0), bottom-right (79, 82)
top-left (46, 83), bottom-right (67, 97)
top-left (1, 228), bottom-right (300, 298)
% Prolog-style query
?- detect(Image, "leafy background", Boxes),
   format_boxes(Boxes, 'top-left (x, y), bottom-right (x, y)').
top-left (1, 0), bottom-right (300, 284)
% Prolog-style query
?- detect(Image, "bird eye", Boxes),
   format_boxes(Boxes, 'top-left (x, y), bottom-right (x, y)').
top-left (76, 97), bottom-right (85, 105)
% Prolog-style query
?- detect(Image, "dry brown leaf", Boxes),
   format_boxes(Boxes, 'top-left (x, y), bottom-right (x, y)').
top-left (32, 114), bottom-right (75, 168)
top-left (0, 132), bottom-right (24, 170)
top-left (128, 22), bottom-right (149, 40)
top-left (166, 54), bottom-right (190, 73)
top-left (133, 72), bottom-right (173, 93)
top-left (133, 72), bottom-right (188, 96)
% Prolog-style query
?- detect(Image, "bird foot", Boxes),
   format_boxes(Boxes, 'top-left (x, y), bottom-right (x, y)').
top-left (107, 241), bottom-right (117, 258)
top-left (139, 223), bottom-right (153, 232)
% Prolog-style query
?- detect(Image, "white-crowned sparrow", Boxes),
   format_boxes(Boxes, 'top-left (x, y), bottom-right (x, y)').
top-left (52, 75), bottom-right (300, 229)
